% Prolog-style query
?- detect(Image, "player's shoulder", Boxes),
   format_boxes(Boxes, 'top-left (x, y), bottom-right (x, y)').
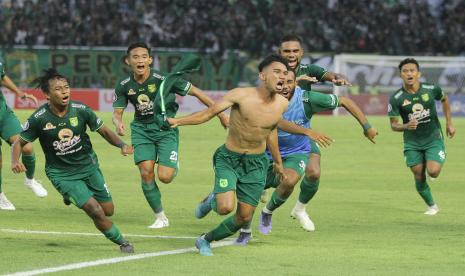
top-left (390, 88), bottom-right (404, 101)
top-left (70, 101), bottom-right (91, 112)
top-left (31, 103), bottom-right (49, 119)
top-left (150, 69), bottom-right (166, 81)
top-left (116, 75), bottom-right (131, 88)
top-left (420, 82), bottom-right (440, 91)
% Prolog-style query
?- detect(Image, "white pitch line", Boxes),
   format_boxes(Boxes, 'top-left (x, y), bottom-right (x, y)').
top-left (3, 240), bottom-right (234, 276)
top-left (0, 228), bottom-right (197, 239)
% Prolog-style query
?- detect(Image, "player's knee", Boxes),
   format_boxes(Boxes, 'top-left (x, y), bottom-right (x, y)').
top-left (428, 169), bottom-right (441, 179)
top-left (102, 205), bottom-right (114, 216)
top-left (281, 179), bottom-right (296, 193)
top-left (158, 172), bottom-right (174, 184)
top-left (216, 203), bottom-right (234, 215)
top-left (305, 167), bottom-right (320, 181)
top-left (85, 202), bottom-right (105, 220)
top-left (139, 170), bottom-right (155, 183)
top-left (22, 143), bottom-right (34, 155)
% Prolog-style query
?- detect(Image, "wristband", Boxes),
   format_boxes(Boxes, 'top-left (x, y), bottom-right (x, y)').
top-left (362, 122), bottom-right (372, 133)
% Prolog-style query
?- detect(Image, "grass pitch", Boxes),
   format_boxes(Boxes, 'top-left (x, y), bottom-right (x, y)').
top-left (1, 110), bottom-right (464, 275)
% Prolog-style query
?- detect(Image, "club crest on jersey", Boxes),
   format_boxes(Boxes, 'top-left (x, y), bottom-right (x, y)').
top-left (43, 122), bottom-right (56, 130)
top-left (127, 89), bottom-right (136, 95)
top-left (69, 117), bottom-right (78, 127)
top-left (148, 84), bottom-right (157, 93)
top-left (421, 94), bottom-right (429, 102)
top-left (402, 99), bottom-right (411, 106)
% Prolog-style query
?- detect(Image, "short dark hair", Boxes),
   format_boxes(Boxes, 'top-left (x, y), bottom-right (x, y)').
top-left (398, 58), bottom-right (420, 71)
top-left (280, 34), bottom-right (302, 45)
top-left (258, 54), bottom-right (290, 72)
top-left (31, 68), bottom-right (69, 93)
top-left (126, 42), bottom-right (151, 55)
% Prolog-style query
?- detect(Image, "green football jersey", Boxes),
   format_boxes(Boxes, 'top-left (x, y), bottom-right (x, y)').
top-left (113, 69), bottom-right (191, 126)
top-left (388, 83), bottom-right (444, 147)
top-left (21, 101), bottom-right (104, 179)
top-left (302, 90), bottom-right (339, 119)
top-left (295, 63), bottom-right (328, 91)
top-left (0, 62), bottom-right (7, 108)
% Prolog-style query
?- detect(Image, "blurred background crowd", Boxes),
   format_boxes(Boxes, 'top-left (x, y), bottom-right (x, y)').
top-left (1, 0), bottom-right (464, 56)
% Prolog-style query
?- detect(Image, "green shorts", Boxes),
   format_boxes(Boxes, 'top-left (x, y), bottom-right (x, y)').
top-left (212, 145), bottom-right (269, 207)
top-left (404, 139), bottom-right (446, 167)
top-left (309, 139), bottom-right (321, 155)
top-left (131, 121), bottom-right (179, 168)
top-left (49, 168), bottom-right (112, 208)
top-left (0, 106), bottom-right (23, 145)
top-left (265, 153), bottom-right (308, 189)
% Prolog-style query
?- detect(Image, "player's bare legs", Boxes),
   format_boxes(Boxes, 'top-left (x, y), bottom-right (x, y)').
top-left (82, 197), bottom-right (133, 253)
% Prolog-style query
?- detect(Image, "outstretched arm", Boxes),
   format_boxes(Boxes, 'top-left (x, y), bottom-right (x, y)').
top-left (188, 85), bottom-right (229, 128)
top-left (11, 138), bottom-right (28, 173)
top-left (169, 88), bottom-right (238, 127)
top-left (2, 75), bottom-right (38, 106)
top-left (339, 96), bottom-right (378, 143)
top-left (322, 71), bottom-right (351, 86)
top-left (277, 119), bottom-right (333, 148)
top-left (97, 125), bottom-right (133, 155)
top-left (112, 108), bottom-right (125, 136)
top-left (441, 96), bottom-right (455, 138)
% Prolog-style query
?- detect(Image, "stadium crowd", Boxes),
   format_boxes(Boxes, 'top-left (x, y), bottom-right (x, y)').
top-left (0, 0), bottom-right (464, 56)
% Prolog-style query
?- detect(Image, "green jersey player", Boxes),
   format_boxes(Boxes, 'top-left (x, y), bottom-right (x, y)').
top-left (11, 69), bottom-right (135, 253)
top-left (112, 42), bottom-right (228, 229)
top-left (0, 62), bottom-right (47, 211)
top-left (278, 35), bottom-right (350, 91)
top-left (388, 58), bottom-right (455, 215)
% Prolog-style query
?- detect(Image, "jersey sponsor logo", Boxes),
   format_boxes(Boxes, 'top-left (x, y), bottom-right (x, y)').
top-left (58, 122), bottom-right (66, 126)
top-left (421, 94), bottom-right (429, 102)
top-left (152, 73), bottom-right (165, 80)
top-left (127, 88), bottom-right (136, 95)
top-left (402, 99), bottom-right (411, 106)
top-left (148, 84), bottom-right (157, 93)
top-left (138, 88), bottom-right (145, 91)
top-left (120, 77), bottom-right (130, 85)
top-left (409, 103), bottom-right (431, 123)
top-left (34, 108), bottom-right (46, 118)
top-left (54, 128), bottom-right (82, 155)
top-left (71, 103), bottom-right (86, 109)
top-left (422, 84), bottom-right (434, 89)
top-left (22, 120), bottom-right (30, 131)
top-left (219, 179), bottom-right (228, 188)
top-left (43, 122), bottom-right (56, 130)
top-left (136, 94), bottom-right (154, 115)
top-left (69, 117), bottom-right (79, 127)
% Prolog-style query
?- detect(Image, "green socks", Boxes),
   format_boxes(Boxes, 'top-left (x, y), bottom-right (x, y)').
top-left (141, 181), bottom-right (163, 213)
top-left (299, 177), bottom-right (320, 204)
top-left (265, 191), bottom-right (287, 212)
top-left (22, 153), bottom-right (36, 179)
top-left (205, 215), bottom-right (242, 242)
top-left (415, 179), bottom-right (435, 206)
top-left (103, 224), bottom-right (126, 245)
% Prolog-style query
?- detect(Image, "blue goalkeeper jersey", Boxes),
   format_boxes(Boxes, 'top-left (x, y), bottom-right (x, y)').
top-left (267, 86), bottom-right (311, 159)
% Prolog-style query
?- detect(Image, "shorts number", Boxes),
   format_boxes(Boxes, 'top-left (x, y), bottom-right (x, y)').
top-left (170, 151), bottom-right (178, 162)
